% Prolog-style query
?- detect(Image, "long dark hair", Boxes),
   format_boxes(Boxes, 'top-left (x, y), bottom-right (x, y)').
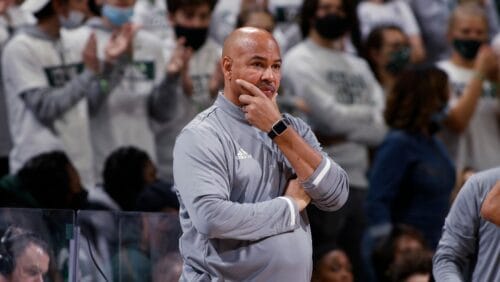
top-left (384, 66), bottom-right (449, 134)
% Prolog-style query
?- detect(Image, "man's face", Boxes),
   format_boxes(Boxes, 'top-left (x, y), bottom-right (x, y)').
top-left (449, 14), bottom-right (488, 42)
top-left (226, 34), bottom-right (282, 100)
top-left (10, 243), bottom-right (49, 282)
top-left (377, 29), bottom-right (409, 66)
top-left (169, 3), bottom-right (212, 28)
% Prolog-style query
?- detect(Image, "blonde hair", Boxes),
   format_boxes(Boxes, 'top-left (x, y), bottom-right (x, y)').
top-left (448, 2), bottom-right (489, 34)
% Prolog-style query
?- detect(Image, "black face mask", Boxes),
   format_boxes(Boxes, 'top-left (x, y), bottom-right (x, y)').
top-left (452, 39), bottom-right (482, 60)
top-left (386, 47), bottom-right (411, 74)
top-left (314, 13), bottom-right (350, 40)
top-left (174, 25), bottom-right (209, 51)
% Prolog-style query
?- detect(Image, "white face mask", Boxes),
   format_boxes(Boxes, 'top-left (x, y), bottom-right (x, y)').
top-left (59, 9), bottom-right (85, 29)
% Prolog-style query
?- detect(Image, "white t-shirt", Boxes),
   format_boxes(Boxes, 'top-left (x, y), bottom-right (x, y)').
top-left (357, 0), bottom-right (420, 39)
top-left (77, 24), bottom-right (165, 181)
top-left (2, 28), bottom-right (95, 187)
top-left (132, 0), bottom-right (174, 42)
top-left (437, 60), bottom-right (500, 172)
top-left (0, 6), bottom-right (34, 157)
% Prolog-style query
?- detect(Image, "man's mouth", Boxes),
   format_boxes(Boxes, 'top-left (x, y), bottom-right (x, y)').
top-left (258, 85), bottom-right (276, 97)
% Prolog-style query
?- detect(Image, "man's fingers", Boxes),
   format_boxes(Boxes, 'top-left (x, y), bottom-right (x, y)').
top-left (236, 79), bottom-right (266, 98)
top-left (271, 92), bottom-right (278, 104)
top-left (238, 94), bottom-right (254, 105)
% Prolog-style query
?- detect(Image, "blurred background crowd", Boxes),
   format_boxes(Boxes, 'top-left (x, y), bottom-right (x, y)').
top-left (0, 0), bottom-right (498, 281)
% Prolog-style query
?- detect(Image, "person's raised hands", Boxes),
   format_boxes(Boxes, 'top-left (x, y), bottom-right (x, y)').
top-left (105, 23), bottom-right (139, 62)
top-left (167, 37), bottom-right (193, 96)
top-left (474, 45), bottom-right (499, 81)
top-left (83, 33), bottom-right (100, 74)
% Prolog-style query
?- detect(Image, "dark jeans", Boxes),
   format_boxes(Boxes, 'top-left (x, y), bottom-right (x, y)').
top-left (308, 187), bottom-right (367, 282)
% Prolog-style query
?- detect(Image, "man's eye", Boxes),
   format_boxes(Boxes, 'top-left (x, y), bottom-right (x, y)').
top-left (272, 64), bottom-right (281, 70)
top-left (252, 62), bottom-right (264, 68)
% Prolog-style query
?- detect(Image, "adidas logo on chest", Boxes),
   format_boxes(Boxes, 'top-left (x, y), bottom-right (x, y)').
top-left (236, 148), bottom-right (252, 160)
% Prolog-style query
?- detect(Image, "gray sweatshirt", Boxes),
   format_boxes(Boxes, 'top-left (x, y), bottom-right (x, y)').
top-left (433, 167), bottom-right (500, 282)
top-left (282, 39), bottom-right (386, 189)
top-left (173, 94), bottom-right (349, 281)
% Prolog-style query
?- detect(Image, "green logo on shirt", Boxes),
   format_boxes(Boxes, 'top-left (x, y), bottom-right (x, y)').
top-left (44, 63), bottom-right (84, 87)
top-left (131, 61), bottom-right (155, 80)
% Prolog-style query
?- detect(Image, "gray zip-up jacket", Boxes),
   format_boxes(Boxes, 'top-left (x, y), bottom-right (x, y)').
top-left (173, 94), bottom-right (349, 281)
top-left (433, 167), bottom-right (500, 282)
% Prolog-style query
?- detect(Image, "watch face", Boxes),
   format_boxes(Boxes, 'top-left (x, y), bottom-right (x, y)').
top-left (274, 119), bottom-right (289, 135)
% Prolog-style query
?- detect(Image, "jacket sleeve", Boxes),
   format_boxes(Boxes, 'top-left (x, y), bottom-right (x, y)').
top-left (289, 116), bottom-right (350, 211)
top-left (173, 127), bottom-right (301, 241)
top-left (20, 69), bottom-right (97, 126)
top-left (148, 73), bottom-right (180, 122)
top-left (432, 177), bottom-right (482, 281)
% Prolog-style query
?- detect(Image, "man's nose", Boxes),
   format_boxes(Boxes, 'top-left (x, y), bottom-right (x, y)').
top-left (261, 66), bottom-right (276, 81)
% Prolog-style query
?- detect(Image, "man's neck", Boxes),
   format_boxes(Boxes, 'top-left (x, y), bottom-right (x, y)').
top-left (309, 30), bottom-right (343, 51)
top-left (223, 86), bottom-right (242, 107)
top-left (450, 52), bottom-right (475, 69)
top-left (38, 17), bottom-right (61, 39)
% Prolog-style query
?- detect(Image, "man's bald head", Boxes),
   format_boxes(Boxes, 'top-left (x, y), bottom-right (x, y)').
top-left (222, 27), bottom-right (280, 58)
top-left (220, 27), bottom-right (282, 106)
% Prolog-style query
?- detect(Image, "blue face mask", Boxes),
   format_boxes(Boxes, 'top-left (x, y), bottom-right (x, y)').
top-left (102, 4), bottom-right (133, 27)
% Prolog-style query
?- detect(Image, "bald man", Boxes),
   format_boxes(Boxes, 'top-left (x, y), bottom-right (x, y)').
top-left (173, 27), bottom-right (349, 281)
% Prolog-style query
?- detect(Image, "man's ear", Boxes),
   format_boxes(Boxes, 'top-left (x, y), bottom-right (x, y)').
top-left (222, 56), bottom-right (232, 80)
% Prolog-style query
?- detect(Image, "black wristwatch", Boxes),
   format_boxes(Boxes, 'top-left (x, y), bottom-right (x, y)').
top-left (268, 116), bottom-right (290, 139)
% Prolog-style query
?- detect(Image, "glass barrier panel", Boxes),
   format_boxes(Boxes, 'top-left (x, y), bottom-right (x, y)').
top-left (76, 210), bottom-right (181, 282)
top-left (0, 208), bottom-right (75, 282)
